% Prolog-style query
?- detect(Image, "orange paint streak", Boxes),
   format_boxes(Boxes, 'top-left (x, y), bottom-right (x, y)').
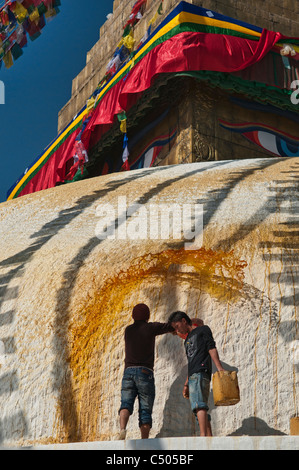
top-left (68, 247), bottom-right (247, 441)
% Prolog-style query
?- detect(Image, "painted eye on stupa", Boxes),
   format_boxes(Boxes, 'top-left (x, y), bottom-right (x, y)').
top-left (219, 120), bottom-right (299, 157)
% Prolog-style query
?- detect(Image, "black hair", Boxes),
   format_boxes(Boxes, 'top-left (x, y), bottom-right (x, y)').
top-left (168, 311), bottom-right (192, 325)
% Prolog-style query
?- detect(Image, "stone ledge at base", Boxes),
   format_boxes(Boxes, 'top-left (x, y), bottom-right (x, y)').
top-left (3, 436), bottom-right (299, 451)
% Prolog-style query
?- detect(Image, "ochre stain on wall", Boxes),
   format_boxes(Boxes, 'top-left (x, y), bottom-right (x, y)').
top-left (67, 247), bottom-right (247, 441)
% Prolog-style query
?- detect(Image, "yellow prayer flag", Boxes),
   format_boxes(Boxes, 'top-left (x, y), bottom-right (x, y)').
top-left (3, 51), bottom-right (13, 69)
top-left (148, 11), bottom-right (159, 27)
top-left (45, 8), bottom-right (56, 19)
top-left (120, 119), bottom-right (127, 133)
top-left (14, 2), bottom-right (28, 23)
top-left (29, 8), bottom-right (40, 23)
top-left (123, 31), bottom-right (135, 52)
top-left (86, 97), bottom-right (96, 114)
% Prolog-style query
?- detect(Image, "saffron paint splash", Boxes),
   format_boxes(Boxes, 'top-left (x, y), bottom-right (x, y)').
top-left (67, 247), bottom-right (247, 441)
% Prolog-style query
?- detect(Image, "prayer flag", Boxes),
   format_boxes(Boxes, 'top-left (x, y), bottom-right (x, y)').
top-left (3, 50), bottom-right (13, 68)
top-left (13, 2), bottom-right (28, 23)
top-left (29, 8), bottom-right (40, 23)
top-left (11, 42), bottom-right (23, 60)
top-left (0, 0), bottom-right (61, 68)
top-left (118, 111), bottom-right (128, 133)
top-left (120, 119), bottom-right (127, 133)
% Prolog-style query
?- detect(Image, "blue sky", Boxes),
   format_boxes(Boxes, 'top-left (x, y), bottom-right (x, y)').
top-left (0, 0), bottom-right (114, 202)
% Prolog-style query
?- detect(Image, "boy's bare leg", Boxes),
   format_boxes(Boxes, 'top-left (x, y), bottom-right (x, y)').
top-left (119, 409), bottom-right (130, 439)
top-left (207, 415), bottom-right (212, 436)
top-left (140, 423), bottom-right (150, 439)
top-left (196, 409), bottom-right (208, 436)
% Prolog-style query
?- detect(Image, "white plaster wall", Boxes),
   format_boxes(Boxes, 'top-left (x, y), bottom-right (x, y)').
top-left (0, 158), bottom-right (298, 446)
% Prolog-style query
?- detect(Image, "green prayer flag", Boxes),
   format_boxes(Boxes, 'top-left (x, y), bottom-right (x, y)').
top-left (117, 111), bottom-right (127, 122)
top-left (38, 2), bottom-right (47, 16)
top-left (11, 43), bottom-right (23, 61)
top-left (27, 4), bottom-right (35, 14)
top-left (123, 24), bottom-right (131, 38)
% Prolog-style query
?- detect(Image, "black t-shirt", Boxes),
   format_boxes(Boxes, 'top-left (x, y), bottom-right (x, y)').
top-left (124, 321), bottom-right (173, 371)
top-left (184, 325), bottom-right (216, 379)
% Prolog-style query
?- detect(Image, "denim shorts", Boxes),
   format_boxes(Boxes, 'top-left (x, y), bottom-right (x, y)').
top-left (188, 371), bottom-right (210, 414)
top-left (119, 367), bottom-right (155, 427)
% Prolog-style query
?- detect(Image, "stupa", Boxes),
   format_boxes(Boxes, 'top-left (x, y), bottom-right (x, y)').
top-left (1, 0), bottom-right (299, 448)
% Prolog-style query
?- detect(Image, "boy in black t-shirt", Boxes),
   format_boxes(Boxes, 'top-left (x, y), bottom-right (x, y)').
top-left (168, 311), bottom-right (225, 436)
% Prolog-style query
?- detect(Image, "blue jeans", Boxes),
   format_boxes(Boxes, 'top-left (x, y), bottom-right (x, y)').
top-left (119, 367), bottom-right (155, 428)
top-left (188, 371), bottom-right (210, 414)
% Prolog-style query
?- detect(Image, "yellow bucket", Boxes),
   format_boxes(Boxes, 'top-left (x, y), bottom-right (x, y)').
top-left (290, 417), bottom-right (299, 435)
top-left (212, 370), bottom-right (240, 406)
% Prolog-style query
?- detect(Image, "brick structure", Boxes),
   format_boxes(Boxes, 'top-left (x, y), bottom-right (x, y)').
top-left (55, 0), bottom-right (299, 185)
top-left (58, 0), bottom-right (299, 133)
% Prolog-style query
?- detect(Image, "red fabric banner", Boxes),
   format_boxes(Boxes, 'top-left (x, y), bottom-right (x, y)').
top-left (82, 29), bottom-right (284, 149)
top-left (17, 28), bottom-right (286, 198)
top-left (19, 129), bottom-right (80, 197)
